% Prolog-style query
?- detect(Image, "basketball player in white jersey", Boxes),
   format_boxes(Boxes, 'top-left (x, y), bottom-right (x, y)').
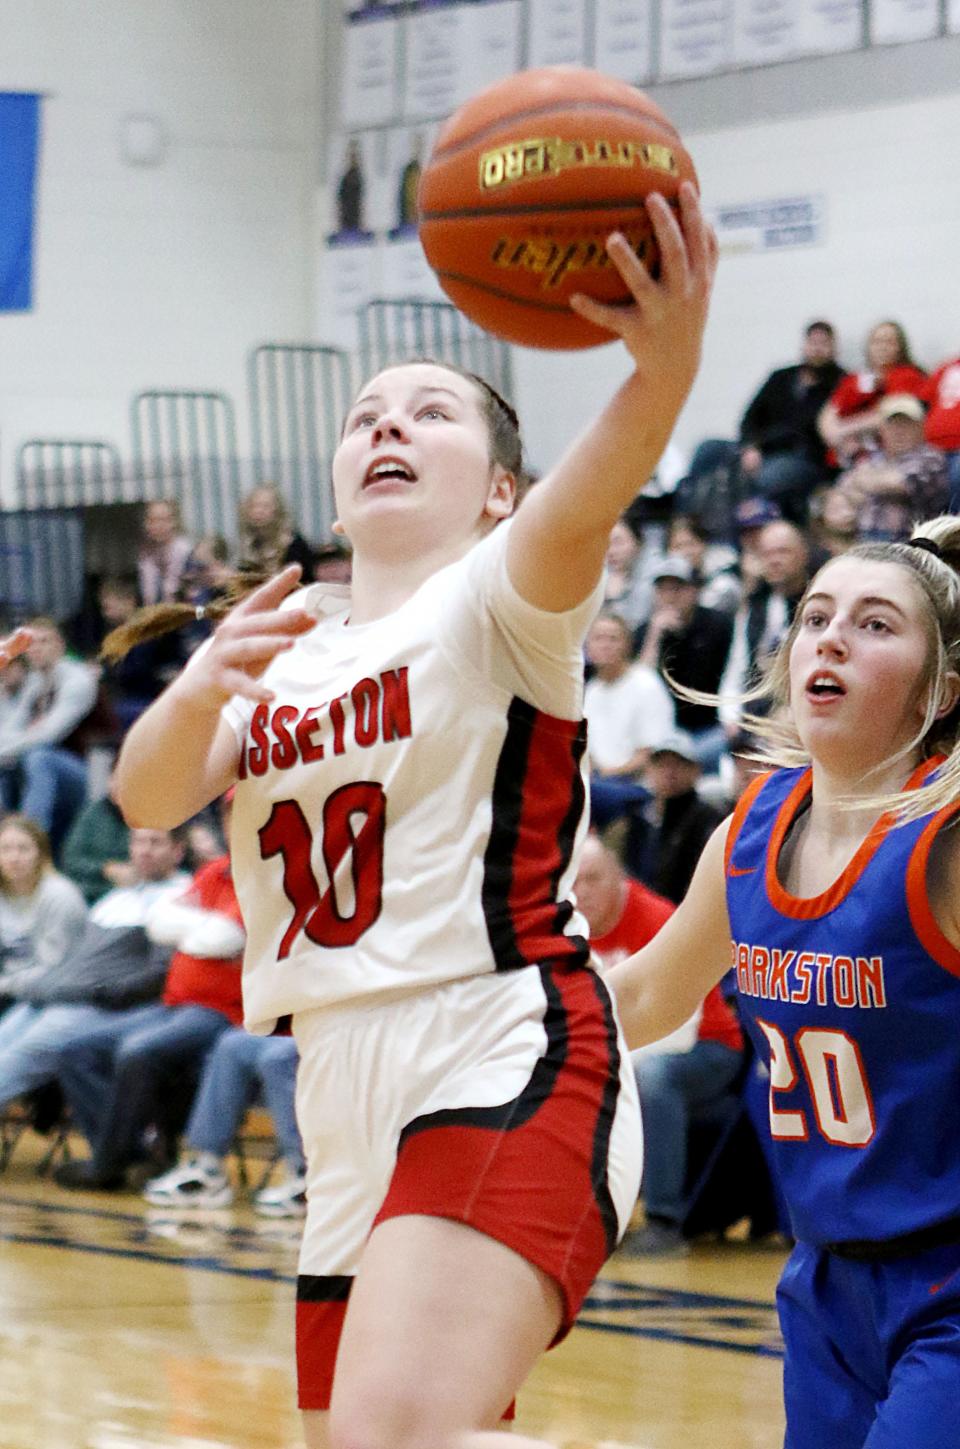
top-left (115, 184), bottom-right (717, 1449)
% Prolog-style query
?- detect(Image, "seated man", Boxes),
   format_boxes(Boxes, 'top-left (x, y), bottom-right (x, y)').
top-left (54, 842), bottom-right (245, 1191)
top-left (0, 618), bottom-right (99, 846)
top-left (0, 828), bottom-right (190, 1115)
top-left (143, 1029), bottom-right (305, 1217)
top-left (830, 393), bottom-right (948, 542)
top-left (636, 556), bottom-right (734, 772)
top-left (575, 834), bottom-right (743, 1257)
top-left (623, 731), bottom-right (724, 905)
top-left (60, 767), bottom-right (132, 905)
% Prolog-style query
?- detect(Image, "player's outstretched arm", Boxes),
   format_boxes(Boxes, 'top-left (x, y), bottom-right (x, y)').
top-left (0, 628), bottom-right (32, 669)
top-left (506, 182), bottom-right (718, 613)
top-left (115, 566), bottom-right (316, 828)
top-left (606, 818), bottom-right (733, 1050)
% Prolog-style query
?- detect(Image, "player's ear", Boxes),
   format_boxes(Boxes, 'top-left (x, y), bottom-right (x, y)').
top-left (935, 670), bottom-right (960, 721)
top-left (331, 519), bottom-right (347, 537)
top-left (484, 466), bottom-right (516, 522)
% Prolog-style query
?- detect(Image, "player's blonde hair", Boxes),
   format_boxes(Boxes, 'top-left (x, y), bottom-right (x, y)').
top-left (735, 516), bottom-right (960, 821)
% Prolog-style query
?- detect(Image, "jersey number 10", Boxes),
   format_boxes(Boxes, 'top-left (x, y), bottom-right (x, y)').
top-left (258, 787), bottom-right (386, 957)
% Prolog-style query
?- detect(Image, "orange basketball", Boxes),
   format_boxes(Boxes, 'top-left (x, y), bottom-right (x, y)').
top-left (417, 66), bottom-right (698, 351)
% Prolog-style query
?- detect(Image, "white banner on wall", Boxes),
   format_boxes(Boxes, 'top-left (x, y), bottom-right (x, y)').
top-left (950, 0), bottom-right (960, 32)
top-left (380, 236), bottom-right (446, 300)
top-left (710, 194), bottom-right (825, 252)
top-left (462, 0), bottom-right (523, 100)
top-left (405, 3), bottom-right (466, 122)
top-left (594, 0), bottom-right (654, 82)
top-left (797, 0), bottom-right (863, 56)
top-left (733, 0), bottom-right (800, 66)
top-left (404, 0), bottom-right (521, 122)
top-left (658, 0), bottom-right (732, 80)
top-left (341, 10), bottom-right (401, 129)
top-left (319, 238), bottom-right (380, 349)
top-left (527, 0), bottom-right (589, 67)
top-left (869, 0), bottom-right (940, 45)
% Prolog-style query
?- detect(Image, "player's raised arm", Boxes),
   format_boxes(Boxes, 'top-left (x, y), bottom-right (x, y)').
top-left (506, 182), bottom-right (718, 613)
top-left (606, 817), bottom-right (733, 1049)
top-left (115, 566), bottom-right (316, 828)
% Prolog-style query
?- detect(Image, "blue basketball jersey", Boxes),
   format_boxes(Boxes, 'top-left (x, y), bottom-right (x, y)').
top-left (726, 760), bottom-right (960, 1246)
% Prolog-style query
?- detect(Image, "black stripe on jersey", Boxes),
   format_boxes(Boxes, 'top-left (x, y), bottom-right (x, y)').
top-left (481, 696), bottom-right (589, 972)
top-left (549, 723), bottom-right (589, 941)
top-left (396, 965), bottom-right (569, 1145)
top-left (589, 969), bottom-right (623, 1255)
top-left (297, 1274), bottom-right (353, 1303)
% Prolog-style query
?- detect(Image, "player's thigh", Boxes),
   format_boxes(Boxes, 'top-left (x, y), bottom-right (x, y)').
top-left (865, 1311), bottom-right (960, 1449)
top-left (329, 1215), bottom-right (562, 1447)
top-left (779, 1248), bottom-right (878, 1449)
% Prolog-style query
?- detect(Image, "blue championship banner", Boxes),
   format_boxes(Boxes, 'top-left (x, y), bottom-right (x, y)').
top-left (0, 92), bottom-right (42, 312)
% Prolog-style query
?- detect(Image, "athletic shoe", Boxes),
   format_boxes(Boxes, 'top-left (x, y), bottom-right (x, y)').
top-left (143, 1158), bottom-right (234, 1210)
top-left (619, 1220), bottom-right (688, 1257)
top-left (253, 1172), bottom-right (307, 1218)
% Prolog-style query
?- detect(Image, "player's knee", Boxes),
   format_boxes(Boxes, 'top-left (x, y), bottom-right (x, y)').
top-left (328, 1393), bottom-right (450, 1449)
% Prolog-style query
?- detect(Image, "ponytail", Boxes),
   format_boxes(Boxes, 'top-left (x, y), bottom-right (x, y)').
top-left (99, 572), bottom-right (267, 663)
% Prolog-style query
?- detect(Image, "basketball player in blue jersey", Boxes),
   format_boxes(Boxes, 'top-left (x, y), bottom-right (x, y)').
top-left (611, 514), bottom-right (960, 1448)
top-left (112, 183), bottom-right (717, 1449)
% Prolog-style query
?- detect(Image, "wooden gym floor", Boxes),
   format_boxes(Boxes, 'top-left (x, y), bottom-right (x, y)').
top-left (0, 1134), bottom-right (787, 1449)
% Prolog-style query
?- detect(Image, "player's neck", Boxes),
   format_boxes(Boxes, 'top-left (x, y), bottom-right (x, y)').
top-left (346, 534), bottom-right (477, 625)
top-left (807, 753), bottom-right (919, 845)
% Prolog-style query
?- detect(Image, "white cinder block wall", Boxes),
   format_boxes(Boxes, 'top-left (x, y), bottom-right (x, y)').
top-left (0, 0), bottom-right (320, 500)
top-left (2, 6), bottom-right (959, 503)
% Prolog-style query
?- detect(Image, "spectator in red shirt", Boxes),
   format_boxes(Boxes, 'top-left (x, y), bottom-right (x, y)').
top-left (922, 353), bottom-right (960, 508)
top-left (575, 833), bottom-right (743, 1255)
top-left (53, 816), bottom-right (244, 1191)
top-left (819, 320), bottom-right (927, 468)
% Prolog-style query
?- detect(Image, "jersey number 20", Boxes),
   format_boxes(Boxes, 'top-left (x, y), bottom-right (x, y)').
top-left (258, 787), bottom-right (386, 957)
top-left (756, 1020), bottom-right (876, 1148)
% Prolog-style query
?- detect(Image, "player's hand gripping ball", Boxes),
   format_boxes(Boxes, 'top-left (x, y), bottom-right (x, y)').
top-left (417, 65), bottom-right (698, 350)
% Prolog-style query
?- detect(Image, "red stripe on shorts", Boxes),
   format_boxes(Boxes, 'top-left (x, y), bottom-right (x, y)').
top-left (372, 964), bottom-right (620, 1337)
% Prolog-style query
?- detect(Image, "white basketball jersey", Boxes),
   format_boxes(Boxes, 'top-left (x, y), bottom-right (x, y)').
top-left (224, 520), bottom-right (602, 1032)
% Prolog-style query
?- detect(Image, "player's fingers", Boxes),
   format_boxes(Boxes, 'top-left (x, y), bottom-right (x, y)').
top-left (216, 635), bottom-right (299, 669)
top-left (230, 563), bottom-right (303, 616)
top-left (678, 182), bottom-right (711, 282)
top-left (216, 669), bottom-right (278, 705)
top-left (647, 191), bottom-right (690, 294)
top-left (0, 627), bottom-right (32, 666)
top-left (568, 290), bottom-right (627, 334)
top-left (604, 230), bottom-right (657, 302)
top-left (219, 606), bottom-right (316, 640)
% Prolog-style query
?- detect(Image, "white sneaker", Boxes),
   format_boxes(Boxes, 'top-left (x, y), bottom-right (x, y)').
top-left (253, 1172), bottom-right (307, 1218)
top-left (143, 1158), bottom-right (234, 1210)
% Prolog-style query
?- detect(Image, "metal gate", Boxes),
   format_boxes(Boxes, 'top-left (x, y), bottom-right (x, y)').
top-left (131, 389), bottom-right (240, 539)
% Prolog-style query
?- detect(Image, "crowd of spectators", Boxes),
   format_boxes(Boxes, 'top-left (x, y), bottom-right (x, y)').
top-left (3, 318), bottom-right (960, 1237)
top-left (0, 482), bottom-right (342, 1215)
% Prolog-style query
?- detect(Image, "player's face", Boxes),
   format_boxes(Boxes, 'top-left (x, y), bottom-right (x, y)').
top-left (789, 557), bottom-right (935, 771)
top-left (333, 364), bottom-right (513, 553)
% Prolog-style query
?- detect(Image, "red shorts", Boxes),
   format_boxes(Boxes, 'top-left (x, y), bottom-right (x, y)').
top-left (292, 962), bottom-right (642, 1411)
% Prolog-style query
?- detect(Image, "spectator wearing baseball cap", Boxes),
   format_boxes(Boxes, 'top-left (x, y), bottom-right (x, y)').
top-left (636, 556), bottom-right (734, 774)
top-left (828, 394), bottom-right (947, 543)
top-left (622, 730), bottom-right (725, 905)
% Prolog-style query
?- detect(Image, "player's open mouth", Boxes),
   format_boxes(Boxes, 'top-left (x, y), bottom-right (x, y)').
top-left (806, 670), bottom-right (845, 701)
top-left (363, 457), bottom-right (417, 487)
